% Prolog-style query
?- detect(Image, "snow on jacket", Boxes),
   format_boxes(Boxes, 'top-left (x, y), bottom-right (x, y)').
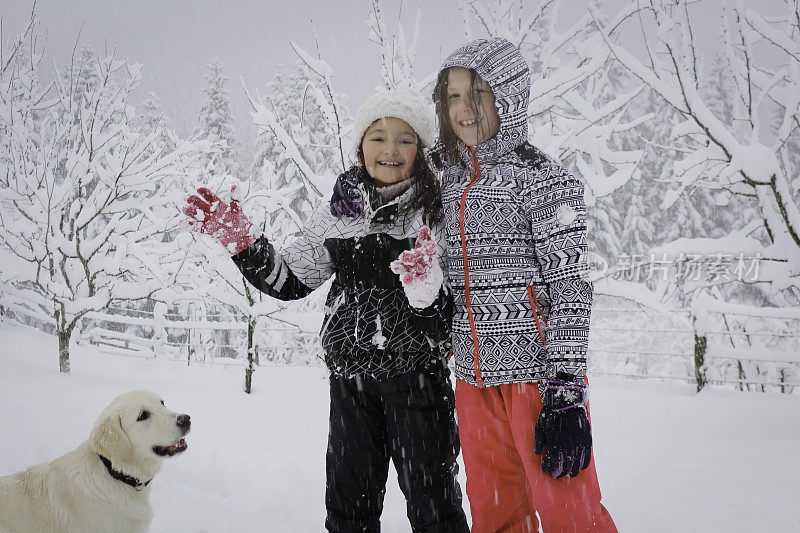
top-left (435, 37), bottom-right (593, 387)
top-left (232, 168), bottom-right (452, 380)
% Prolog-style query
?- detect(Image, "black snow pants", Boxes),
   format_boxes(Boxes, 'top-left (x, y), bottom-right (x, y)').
top-left (325, 363), bottom-right (469, 533)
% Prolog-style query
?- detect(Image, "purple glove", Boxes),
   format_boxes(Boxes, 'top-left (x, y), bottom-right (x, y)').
top-left (534, 379), bottom-right (592, 479)
top-left (330, 168), bottom-right (364, 218)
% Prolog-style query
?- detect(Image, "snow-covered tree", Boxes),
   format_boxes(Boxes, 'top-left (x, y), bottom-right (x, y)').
top-left (597, 1), bottom-right (800, 301)
top-left (138, 91), bottom-right (178, 156)
top-left (196, 60), bottom-right (240, 177)
top-left (0, 9), bottom-right (53, 323)
top-left (246, 43), bottom-right (348, 238)
top-left (570, 0), bottom-right (649, 262)
top-left (366, 0), bottom-right (429, 91)
top-left (0, 22), bottom-right (191, 372)
top-left (221, 44), bottom-right (353, 390)
top-left (248, 61), bottom-right (347, 247)
top-left (170, 168), bottom-right (281, 393)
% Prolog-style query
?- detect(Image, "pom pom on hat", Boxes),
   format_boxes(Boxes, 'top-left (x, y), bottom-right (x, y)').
top-left (353, 87), bottom-right (436, 150)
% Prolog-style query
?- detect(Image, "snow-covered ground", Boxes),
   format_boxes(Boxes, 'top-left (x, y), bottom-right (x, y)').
top-left (1, 323), bottom-right (798, 532)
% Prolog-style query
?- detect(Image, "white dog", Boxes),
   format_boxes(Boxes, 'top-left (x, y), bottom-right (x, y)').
top-left (0, 390), bottom-right (190, 533)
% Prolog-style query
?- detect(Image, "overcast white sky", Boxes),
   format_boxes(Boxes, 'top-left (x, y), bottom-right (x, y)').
top-left (3, 0), bottom-right (468, 148)
top-left (1, 0), bottom-right (788, 160)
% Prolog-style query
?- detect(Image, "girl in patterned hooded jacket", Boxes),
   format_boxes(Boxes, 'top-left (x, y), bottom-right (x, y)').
top-left (183, 88), bottom-right (468, 533)
top-left (333, 38), bottom-right (617, 533)
top-left (431, 37), bottom-right (617, 533)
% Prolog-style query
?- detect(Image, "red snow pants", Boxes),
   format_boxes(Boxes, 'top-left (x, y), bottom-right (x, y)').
top-left (455, 379), bottom-right (617, 533)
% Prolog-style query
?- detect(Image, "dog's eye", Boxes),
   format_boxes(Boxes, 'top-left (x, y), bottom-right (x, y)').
top-left (137, 411), bottom-right (150, 421)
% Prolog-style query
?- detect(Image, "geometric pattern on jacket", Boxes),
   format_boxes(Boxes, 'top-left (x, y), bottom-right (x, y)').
top-left (435, 37), bottom-right (593, 388)
top-left (232, 171), bottom-right (452, 380)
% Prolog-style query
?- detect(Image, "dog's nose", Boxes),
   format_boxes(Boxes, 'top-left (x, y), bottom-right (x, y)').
top-left (177, 414), bottom-right (191, 429)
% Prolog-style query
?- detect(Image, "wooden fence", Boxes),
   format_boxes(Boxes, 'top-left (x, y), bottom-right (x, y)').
top-left (2, 296), bottom-right (798, 394)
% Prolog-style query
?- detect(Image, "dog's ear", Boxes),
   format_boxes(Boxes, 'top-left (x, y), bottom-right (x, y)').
top-left (90, 413), bottom-right (134, 464)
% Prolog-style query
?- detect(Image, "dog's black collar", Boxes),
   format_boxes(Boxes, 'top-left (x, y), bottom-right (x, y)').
top-left (97, 454), bottom-right (152, 491)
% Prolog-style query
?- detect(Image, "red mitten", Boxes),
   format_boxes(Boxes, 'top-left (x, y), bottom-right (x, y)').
top-left (390, 227), bottom-right (444, 308)
top-left (183, 186), bottom-right (255, 255)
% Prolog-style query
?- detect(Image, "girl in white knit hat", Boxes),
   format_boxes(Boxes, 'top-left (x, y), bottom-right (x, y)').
top-left (184, 88), bottom-right (468, 532)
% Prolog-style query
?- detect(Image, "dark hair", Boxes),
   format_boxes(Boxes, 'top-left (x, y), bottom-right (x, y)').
top-left (356, 136), bottom-right (443, 226)
top-left (433, 67), bottom-right (494, 164)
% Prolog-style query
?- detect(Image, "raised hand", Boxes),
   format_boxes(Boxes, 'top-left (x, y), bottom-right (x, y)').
top-left (390, 227), bottom-right (444, 309)
top-left (183, 186), bottom-right (255, 255)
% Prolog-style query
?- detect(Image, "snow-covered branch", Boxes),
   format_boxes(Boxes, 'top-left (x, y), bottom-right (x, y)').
top-left (245, 83), bottom-right (326, 199)
top-left (594, 1), bottom-right (800, 293)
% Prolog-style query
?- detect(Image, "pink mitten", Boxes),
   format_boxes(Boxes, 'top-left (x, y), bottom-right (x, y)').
top-left (183, 186), bottom-right (255, 255)
top-left (390, 227), bottom-right (444, 309)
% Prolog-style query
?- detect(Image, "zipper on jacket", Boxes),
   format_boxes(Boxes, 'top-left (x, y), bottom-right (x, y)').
top-left (526, 285), bottom-right (547, 345)
top-left (460, 146), bottom-right (484, 387)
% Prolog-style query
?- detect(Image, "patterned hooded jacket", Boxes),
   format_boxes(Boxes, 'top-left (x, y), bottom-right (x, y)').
top-left (435, 37), bottom-right (593, 387)
top-left (232, 168), bottom-right (451, 380)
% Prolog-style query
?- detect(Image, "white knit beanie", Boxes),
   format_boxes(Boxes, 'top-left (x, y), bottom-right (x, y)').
top-left (353, 87), bottom-right (437, 151)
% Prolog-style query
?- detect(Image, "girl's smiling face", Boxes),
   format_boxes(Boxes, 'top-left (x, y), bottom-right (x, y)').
top-left (446, 67), bottom-right (500, 147)
top-left (360, 117), bottom-right (418, 186)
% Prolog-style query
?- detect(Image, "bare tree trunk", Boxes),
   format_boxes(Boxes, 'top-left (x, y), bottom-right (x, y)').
top-left (187, 304), bottom-right (194, 367)
top-left (58, 327), bottom-right (71, 374)
top-left (737, 360), bottom-right (747, 392)
top-left (692, 315), bottom-right (708, 393)
top-left (244, 316), bottom-right (257, 394)
top-left (54, 306), bottom-right (72, 374)
top-left (719, 313), bottom-right (740, 391)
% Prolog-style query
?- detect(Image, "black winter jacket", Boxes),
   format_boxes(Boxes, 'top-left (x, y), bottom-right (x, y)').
top-left (232, 171), bottom-right (452, 379)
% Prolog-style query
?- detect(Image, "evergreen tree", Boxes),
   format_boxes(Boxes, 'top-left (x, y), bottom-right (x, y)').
top-left (631, 88), bottom-right (682, 248)
top-left (567, 1), bottom-right (642, 263)
top-left (65, 45), bottom-right (103, 112)
top-left (138, 92), bottom-right (177, 156)
top-left (705, 52), bottom-right (735, 129)
top-left (196, 60), bottom-right (240, 177)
